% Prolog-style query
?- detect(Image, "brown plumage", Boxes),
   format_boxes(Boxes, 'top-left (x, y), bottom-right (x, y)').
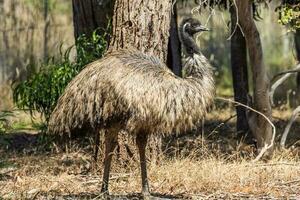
top-left (48, 18), bottom-right (215, 197)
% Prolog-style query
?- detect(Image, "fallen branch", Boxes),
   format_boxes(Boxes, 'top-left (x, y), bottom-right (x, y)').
top-left (240, 162), bottom-right (298, 168)
top-left (270, 64), bottom-right (300, 106)
top-left (278, 179), bottom-right (300, 186)
top-left (280, 105), bottom-right (300, 148)
top-left (271, 64), bottom-right (300, 82)
top-left (215, 97), bottom-right (276, 162)
top-left (208, 114), bottom-right (237, 137)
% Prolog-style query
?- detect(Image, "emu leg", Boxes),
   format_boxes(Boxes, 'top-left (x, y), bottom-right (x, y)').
top-left (136, 134), bottom-right (150, 196)
top-left (101, 131), bottom-right (118, 194)
top-left (94, 128), bottom-right (100, 163)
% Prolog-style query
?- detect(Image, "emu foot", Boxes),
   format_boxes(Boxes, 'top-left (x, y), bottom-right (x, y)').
top-left (100, 187), bottom-right (109, 198)
top-left (141, 191), bottom-right (151, 200)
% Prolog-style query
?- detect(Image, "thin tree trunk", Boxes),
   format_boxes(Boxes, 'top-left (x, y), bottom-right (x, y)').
top-left (295, 29), bottom-right (300, 61)
top-left (43, 0), bottom-right (49, 62)
top-left (230, 5), bottom-right (249, 137)
top-left (236, 0), bottom-right (273, 157)
top-left (167, 2), bottom-right (182, 76)
top-left (295, 29), bottom-right (300, 104)
top-left (72, 0), bottom-right (114, 40)
top-left (0, 0), bottom-right (4, 83)
top-left (108, 0), bottom-right (172, 161)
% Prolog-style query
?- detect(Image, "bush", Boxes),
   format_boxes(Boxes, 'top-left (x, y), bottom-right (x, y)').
top-left (0, 111), bottom-right (13, 134)
top-left (13, 30), bottom-right (108, 123)
top-left (277, 2), bottom-right (300, 30)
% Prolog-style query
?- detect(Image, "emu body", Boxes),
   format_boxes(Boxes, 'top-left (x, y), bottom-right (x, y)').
top-left (48, 18), bottom-right (215, 197)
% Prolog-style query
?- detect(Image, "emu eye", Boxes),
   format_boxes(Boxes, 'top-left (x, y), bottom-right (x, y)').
top-left (184, 23), bottom-right (191, 32)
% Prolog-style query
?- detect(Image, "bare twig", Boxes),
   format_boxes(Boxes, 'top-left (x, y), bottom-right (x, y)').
top-left (272, 68), bottom-right (300, 81)
top-left (241, 162), bottom-right (298, 168)
top-left (171, 0), bottom-right (177, 14)
top-left (191, 0), bottom-right (209, 15)
top-left (278, 179), bottom-right (300, 186)
top-left (280, 105), bottom-right (300, 148)
top-left (215, 97), bottom-right (276, 162)
top-left (227, 0), bottom-right (244, 40)
top-left (208, 114), bottom-right (237, 137)
top-left (270, 64), bottom-right (300, 106)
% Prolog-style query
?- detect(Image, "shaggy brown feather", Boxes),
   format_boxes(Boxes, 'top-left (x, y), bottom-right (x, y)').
top-left (48, 48), bottom-right (214, 136)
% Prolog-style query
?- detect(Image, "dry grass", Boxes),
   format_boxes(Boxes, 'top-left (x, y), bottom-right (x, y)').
top-left (1, 149), bottom-right (300, 199)
top-left (1, 109), bottom-right (300, 199)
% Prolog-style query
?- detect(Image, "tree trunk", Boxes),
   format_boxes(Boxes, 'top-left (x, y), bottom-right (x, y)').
top-left (43, 0), bottom-right (49, 62)
top-left (72, 0), bottom-right (115, 40)
top-left (236, 0), bottom-right (273, 156)
top-left (296, 29), bottom-right (300, 61)
top-left (295, 29), bottom-right (300, 104)
top-left (107, 0), bottom-right (172, 162)
top-left (230, 5), bottom-right (249, 137)
top-left (167, 3), bottom-right (182, 76)
top-left (0, 0), bottom-right (4, 83)
top-left (108, 0), bottom-right (172, 62)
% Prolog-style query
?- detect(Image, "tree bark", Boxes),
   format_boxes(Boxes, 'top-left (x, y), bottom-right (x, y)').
top-left (296, 30), bottom-right (300, 61)
top-left (236, 0), bottom-right (273, 156)
top-left (230, 5), bottom-right (249, 137)
top-left (167, 3), bottom-right (182, 76)
top-left (107, 0), bottom-right (172, 162)
top-left (295, 29), bottom-right (300, 104)
top-left (108, 0), bottom-right (172, 62)
top-left (72, 0), bottom-right (115, 40)
top-left (43, 0), bottom-right (49, 62)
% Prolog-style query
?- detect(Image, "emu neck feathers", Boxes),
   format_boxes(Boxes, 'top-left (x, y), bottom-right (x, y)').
top-left (180, 29), bottom-right (201, 56)
top-left (179, 29), bottom-right (213, 80)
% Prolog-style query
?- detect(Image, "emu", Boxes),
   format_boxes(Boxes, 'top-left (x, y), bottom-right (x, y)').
top-left (48, 18), bottom-right (215, 197)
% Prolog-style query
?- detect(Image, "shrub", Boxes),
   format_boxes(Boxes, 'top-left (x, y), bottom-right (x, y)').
top-left (0, 111), bottom-right (13, 134)
top-left (13, 30), bottom-right (108, 123)
top-left (277, 2), bottom-right (300, 30)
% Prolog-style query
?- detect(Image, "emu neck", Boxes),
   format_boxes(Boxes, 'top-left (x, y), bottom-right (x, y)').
top-left (181, 32), bottom-right (200, 57)
top-left (181, 33), bottom-right (212, 79)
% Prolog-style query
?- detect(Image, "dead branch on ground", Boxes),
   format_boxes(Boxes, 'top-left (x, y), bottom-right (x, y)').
top-left (280, 105), bottom-right (300, 148)
top-left (215, 97), bottom-right (275, 162)
top-left (270, 64), bottom-right (300, 106)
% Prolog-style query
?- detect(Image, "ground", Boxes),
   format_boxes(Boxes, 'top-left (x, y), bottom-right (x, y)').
top-left (1, 108), bottom-right (300, 199)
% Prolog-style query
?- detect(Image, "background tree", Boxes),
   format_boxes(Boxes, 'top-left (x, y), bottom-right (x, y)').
top-left (167, 2), bottom-right (182, 76)
top-left (230, 4), bottom-right (249, 138)
top-left (43, 0), bottom-right (49, 61)
top-left (236, 0), bottom-right (273, 155)
top-left (72, 0), bottom-right (114, 40)
top-left (296, 30), bottom-right (300, 102)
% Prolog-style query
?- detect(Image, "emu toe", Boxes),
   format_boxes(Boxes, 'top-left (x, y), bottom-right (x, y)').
top-left (142, 192), bottom-right (151, 200)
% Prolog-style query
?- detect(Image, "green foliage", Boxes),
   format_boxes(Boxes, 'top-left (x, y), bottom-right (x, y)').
top-left (13, 31), bottom-right (108, 123)
top-left (277, 2), bottom-right (300, 30)
top-left (0, 111), bottom-right (13, 134)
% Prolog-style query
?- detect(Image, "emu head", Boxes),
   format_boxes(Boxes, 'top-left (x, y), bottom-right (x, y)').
top-left (180, 18), bottom-right (209, 56)
top-left (180, 18), bottom-right (209, 36)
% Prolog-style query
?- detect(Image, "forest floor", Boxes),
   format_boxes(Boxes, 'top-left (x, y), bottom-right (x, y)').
top-left (1, 108), bottom-right (300, 199)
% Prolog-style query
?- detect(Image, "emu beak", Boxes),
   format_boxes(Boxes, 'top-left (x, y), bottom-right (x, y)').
top-left (196, 25), bottom-right (210, 32)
